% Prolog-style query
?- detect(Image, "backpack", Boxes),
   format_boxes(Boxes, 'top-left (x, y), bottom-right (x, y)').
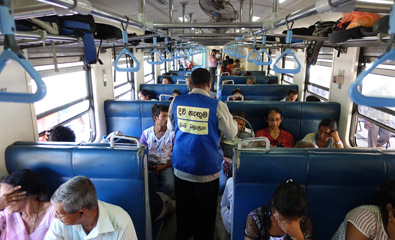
top-left (16, 15), bottom-right (97, 64)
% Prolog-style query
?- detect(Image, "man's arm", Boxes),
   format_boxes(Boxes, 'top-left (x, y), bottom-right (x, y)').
top-left (217, 101), bottom-right (238, 140)
top-left (140, 132), bottom-right (148, 146)
top-left (44, 220), bottom-right (64, 240)
top-left (167, 100), bottom-right (175, 131)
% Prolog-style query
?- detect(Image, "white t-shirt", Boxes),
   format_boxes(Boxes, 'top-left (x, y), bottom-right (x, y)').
top-left (140, 126), bottom-right (174, 165)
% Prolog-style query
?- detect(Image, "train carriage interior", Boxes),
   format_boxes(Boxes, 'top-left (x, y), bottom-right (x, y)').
top-left (1, 0), bottom-right (395, 239)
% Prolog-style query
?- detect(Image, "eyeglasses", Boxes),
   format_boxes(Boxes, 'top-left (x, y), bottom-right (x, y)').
top-left (55, 210), bottom-right (74, 220)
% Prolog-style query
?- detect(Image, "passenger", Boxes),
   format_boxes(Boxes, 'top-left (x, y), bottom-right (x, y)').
top-left (171, 89), bottom-right (181, 97)
top-left (140, 104), bottom-right (175, 198)
top-left (244, 179), bottom-right (312, 240)
top-left (255, 108), bottom-right (294, 147)
top-left (162, 77), bottom-right (172, 84)
top-left (306, 95), bottom-right (321, 102)
top-left (302, 118), bottom-right (344, 148)
top-left (138, 89), bottom-right (151, 100)
top-left (44, 176), bottom-right (137, 240)
top-left (49, 126), bottom-right (76, 142)
top-left (185, 77), bottom-right (192, 92)
top-left (282, 89), bottom-right (298, 102)
top-left (167, 68), bottom-right (238, 240)
top-left (241, 71), bottom-right (252, 76)
top-left (332, 179), bottom-right (395, 240)
top-left (228, 59), bottom-right (235, 73)
top-left (231, 88), bottom-right (244, 101)
top-left (246, 75), bottom-right (256, 85)
top-left (209, 49), bottom-right (221, 92)
top-left (221, 109), bottom-right (251, 178)
top-left (268, 78), bottom-right (279, 84)
top-left (233, 59), bottom-right (243, 75)
top-left (221, 60), bottom-right (232, 76)
top-left (0, 169), bottom-right (54, 240)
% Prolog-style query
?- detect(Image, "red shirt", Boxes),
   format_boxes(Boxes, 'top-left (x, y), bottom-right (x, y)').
top-left (255, 128), bottom-right (294, 147)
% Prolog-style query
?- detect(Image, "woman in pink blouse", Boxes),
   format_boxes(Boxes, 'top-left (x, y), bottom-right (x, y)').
top-left (0, 169), bottom-right (54, 240)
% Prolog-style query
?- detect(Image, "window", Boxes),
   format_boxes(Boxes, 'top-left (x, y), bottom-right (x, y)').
top-left (268, 51), bottom-right (276, 76)
top-left (113, 56), bottom-right (134, 100)
top-left (353, 47), bottom-right (395, 149)
top-left (33, 61), bottom-right (93, 143)
top-left (144, 55), bottom-right (155, 83)
top-left (306, 47), bottom-right (333, 100)
top-left (282, 55), bottom-right (295, 84)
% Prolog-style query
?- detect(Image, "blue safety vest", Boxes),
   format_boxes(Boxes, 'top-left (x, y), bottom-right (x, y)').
top-left (172, 93), bottom-right (222, 175)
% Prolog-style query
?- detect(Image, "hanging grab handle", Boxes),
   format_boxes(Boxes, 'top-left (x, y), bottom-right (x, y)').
top-left (349, 49), bottom-right (395, 107)
top-left (273, 30), bottom-right (301, 74)
top-left (349, 3), bottom-right (395, 107)
top-left (247, 38), bottom-right (259, 63)
top-left (254, 35), bottom-right (273, 66)
top-left (161, 37), bottom-right (173, 62)
top-left (147, 37), bottom-right (163, 65)
top-left (0, 49), bottom-right (47, 103)
top-left (114, 20), bottom-right (140, 72)
top-left (0, 5), bottom-right (46, 103)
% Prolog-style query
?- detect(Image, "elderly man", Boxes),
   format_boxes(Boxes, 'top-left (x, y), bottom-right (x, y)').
top-left (44, 176), bottom-right (137, 240)
top-left (281, 89), bottom-right (298, 102)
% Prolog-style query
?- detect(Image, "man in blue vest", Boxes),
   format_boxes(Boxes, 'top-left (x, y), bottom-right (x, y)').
top-left (168, 68), bottom-right (238, 240)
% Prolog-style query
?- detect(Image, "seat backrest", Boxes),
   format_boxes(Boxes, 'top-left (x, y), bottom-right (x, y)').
top-left (157, 75), bottom-right (189, 84)
top-left (169, 70), bottom-right (192, 76)
top-left (240, 70), bottom-right (266, 76)
top-left (220, 76), bottom-right (278, 85)
top-left (140, 84), bottom-right (189, 100)
top-left (5, 141), bottom-right (150, 240)
top-left (227, 101), bottom-right (340, 142)
top-left (232, 148), bottom-right (393, 240)
top-left (221, 84), bottom-right (298, 101)
top-left (104, 100), bottom-right (170, 138)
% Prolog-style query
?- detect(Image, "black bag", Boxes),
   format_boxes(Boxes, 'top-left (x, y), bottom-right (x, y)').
top-left (95, 23), bottom-right (122, 40)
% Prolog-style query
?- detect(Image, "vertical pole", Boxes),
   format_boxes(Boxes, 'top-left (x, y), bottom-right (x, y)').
top-left (181, 2), bottom-right (187, 34)
top-left (138, 0), bottom-right (145, 23)
top-left (272, 0), bottom-right (279, 21)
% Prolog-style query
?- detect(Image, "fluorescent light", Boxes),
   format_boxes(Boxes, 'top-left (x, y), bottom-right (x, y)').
top-left (279, 0), bottom-right (287, 3)
top-left (252, 16), bottom-right (260, 22)
top-left (241, 28), bottom-right (245, 30)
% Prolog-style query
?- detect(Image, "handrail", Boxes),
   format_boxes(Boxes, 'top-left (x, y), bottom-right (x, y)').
top-left (273, 30), bottom-right (301, 74)
top-left (222, 80), bottom-right (234, 84)
top-left (254, 36), bottom-right (273, 66)
top-left (226, 95), bottom-right (244, 101)
top-left (238, 137), bottom-right (270, 151)
top-left (176, 80), bottom-right (187, 84)
top-left (109, 134), bottom-right (141, 149)
top-left (159, 94), bottom-right (172, 101)
top-left (0, 4), bottom-right (47, 103)
top-left (161, 37), bottom-right (173, 62)
top-left (147, 37), bottom-right (163, 65)
top-left (349, 3), bottom-right (395, 107)
top-left (221, 72), bottom-right (230, 76)
top-left (113, 21), bottom-right (140, 72)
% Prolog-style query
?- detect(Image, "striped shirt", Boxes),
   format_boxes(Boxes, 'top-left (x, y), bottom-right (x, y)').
top-left (331, 205), bottom-right (389, 240)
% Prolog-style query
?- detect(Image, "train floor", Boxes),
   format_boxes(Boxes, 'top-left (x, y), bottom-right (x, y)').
top-left (159, 196), bottom-right (230, 240)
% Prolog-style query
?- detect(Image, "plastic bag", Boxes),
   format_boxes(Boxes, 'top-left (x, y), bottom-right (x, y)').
top-left (338, 11), bottom-right (382, 30)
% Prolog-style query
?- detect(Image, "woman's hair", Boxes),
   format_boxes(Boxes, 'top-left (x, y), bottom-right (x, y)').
top-left (376, 179), bottom-right (395, 224)
top-left (319, 118), bottom-right (337, 131)
top-left (266, 108), bottom-right (283, 119)
top-left (231, 88), bottom-right (243, 95)
top-left (272, 179), bottom-right (307, 218)
top-left (139, 89), bottom-right (151, 99)
top-left (1, 169), bottom-right (49, 201)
